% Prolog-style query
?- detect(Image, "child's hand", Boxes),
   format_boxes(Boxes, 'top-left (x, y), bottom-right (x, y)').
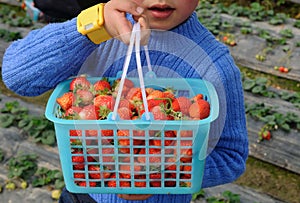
top-left (104, 0), bottom-right (150, 45)
top-left (118, 194), bottom-right (153, 201)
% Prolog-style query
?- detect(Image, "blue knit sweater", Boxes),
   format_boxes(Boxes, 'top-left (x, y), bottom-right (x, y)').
top-left (2, 12), bottom-right (248, 203)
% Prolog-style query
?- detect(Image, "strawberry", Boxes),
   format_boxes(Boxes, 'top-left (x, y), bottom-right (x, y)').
top-left (88, 165), bottom-right (111, 180)
top-left (117, 107), bottom-right (132, 120)
top-left (179, 140), bottom-right (193, 163)
top-left (147, 99), bottom-right (167, 111)
top-left (77, 181), bottom-right (97, 187)
top-left (93, 78), bottom-right (111, 95)
top-left (79, 105), bottom-right (100, 120)
top-left (70, 76), bottom-right (91, 91)
top-left (134, 175), bottom-right (146, 187)
top-left (117, 130), bottom-right (140, 153)
top-left (119, 158), bottom-right (142, 179)
top-left (151, 105), bottom-right (172, 120)
top-left (69, 129), bottom-right (82, 137)
top-left (126, 87), bottom-right (143, 101)
top-left (163, 88), bottom-right (176, 101)
top-left (119, 98), bottom-right (135, 111)
top-left (64, 106), bottom-right (82, 119)
top-left (72, 151), bottom-right (85, 163)
top-left (73, 172), bottom-right (85, 179)
top-left (180, 165), bottom-right (192, 179)
top-left (107, 173), bottom-right (131, 187)
top-left (189, 100), bottom-right (210, 119)
top-left (137, 148), bottom-right (161, 164)
top-left (112, 78), bottom-right (134, 97)
top-left (101, 129), bottom-right (114, 144)
top-left (151, 130), bottom-right (176, 148)
top-left (93, 95), bottom-right (115, 110)
top-left (56, 92), bottom-right (75, 111)
top-left (74, 89), bottom-right (94, 106)
top-left (262, 130), bottom-right (271, 140)
top-left (165, 157), bottom-right (177, 171)
top-left (146, 90), bottom-right (164, 100)
top-left (172, 96), bottom-right (192, 116)
top-left (180, 130), bottom-right (193, 137)
top-left (191, 94), bottom-right (204, 103)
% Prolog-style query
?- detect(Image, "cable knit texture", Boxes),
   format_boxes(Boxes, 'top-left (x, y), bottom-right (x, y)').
top-left (2, 12), bottom-right (248, 203)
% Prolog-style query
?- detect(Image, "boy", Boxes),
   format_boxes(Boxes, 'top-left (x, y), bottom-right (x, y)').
top-left (2, 0), bottom-right (248, 202)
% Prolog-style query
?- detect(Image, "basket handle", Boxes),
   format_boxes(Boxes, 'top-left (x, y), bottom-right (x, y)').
top-left (110, 23), bottom-right (151, 121)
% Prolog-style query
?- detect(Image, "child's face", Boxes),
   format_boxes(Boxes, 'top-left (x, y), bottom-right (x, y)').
top-left (141, 0), bottom-right (199, 30)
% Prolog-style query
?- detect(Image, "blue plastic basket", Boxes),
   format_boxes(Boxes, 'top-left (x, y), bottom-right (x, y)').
top-left (45, 75), bottom-right (219, 194)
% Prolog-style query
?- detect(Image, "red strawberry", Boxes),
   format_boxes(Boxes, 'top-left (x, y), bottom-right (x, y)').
top-left (172, 97), bottom-right (192, 115)
top-left (117, 107), bottom-right (132, 120)
top-left (72, 151), bottom-right (85, 163)
top-left (137, 148), bottom-right (161, 163)
top-left (74, 89), bottom-right (94, 105)
top-left (134, 175), bottom-right (146, 187)
top-left (151, 106), bottom-right (172, 120)
top-left (147, 99), bottom-right (167, 111)
top-left (101, 129), bottom-right (114, 144)
top-left (56, 92), bottom-right (75, 111)
top-left (146, 90), bottom-right (164, 100)
top-left (180, 130), bottom-right (193, 137)
top-left (93, 95), bottom-right (115, 110)
top-left (77, 181), bottom-right (97, 187)
top-left (189, 100), bottom-right (210, 119)
top-left (191, 94), bottom-right (204, 103)
top-left (93, 78), bottom-right (111, 95)
top-left (262, 130), bottom-right (271, 140)
top-left (119, 98), bottom-right (135, 111)
top-left (70, 76), bottom-right (91, 91)
top-left (181, 165), bottom-right (192, 179)
top-left (64, 106), bottom-right (82, 119)
top-left (112, 78), bottom-right (134, 97)
top-left (126, 87), bottom-right (143, 101)
top-left (79, 105), bottom-right (100, 120)
top-left (88, 165), bottom-right (111, 180)
top-left (73, 172), bottom-right (85, 179)
top-left (165, 157), bottom-right (177, 171)
top-left (119, 158), bottom-right (142, 179)
top-left (179, 140), bottom-right (193, 163)
top-left (107, 173), bottom-right (131, 187)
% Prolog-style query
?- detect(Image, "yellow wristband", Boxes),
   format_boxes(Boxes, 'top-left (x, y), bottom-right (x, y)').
top-left (77, 3), bottom-right (112, 44)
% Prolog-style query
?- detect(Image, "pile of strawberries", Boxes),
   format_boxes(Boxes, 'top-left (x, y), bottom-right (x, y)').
top-left (55, 76), bottom-right (211, 188)
top-left (56, 76), bottom-right (210, 121)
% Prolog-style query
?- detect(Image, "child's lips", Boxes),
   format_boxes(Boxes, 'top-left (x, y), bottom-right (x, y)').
top-left (148, 5), bottom-right (175, 19)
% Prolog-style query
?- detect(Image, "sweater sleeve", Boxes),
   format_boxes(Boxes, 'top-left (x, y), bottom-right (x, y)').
top-left (1, 18), bottom-right (98, 96)
top-left (201, 52), bottom-right (248, 188)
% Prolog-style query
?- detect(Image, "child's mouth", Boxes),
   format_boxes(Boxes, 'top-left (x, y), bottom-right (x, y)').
top-left (148, 5), bottom-right (175, 18)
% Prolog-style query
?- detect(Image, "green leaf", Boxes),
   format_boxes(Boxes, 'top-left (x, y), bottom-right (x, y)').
top-left (243, 79), bottom-right (255, 90)
top-left (280, 123), bottom-right (291, 132)
top-left (252, 86), bottom-right (263, 94)
top-left (0, 114), bottom-right (15, 128)
top-left (41, 130), bottom-right (56, 145)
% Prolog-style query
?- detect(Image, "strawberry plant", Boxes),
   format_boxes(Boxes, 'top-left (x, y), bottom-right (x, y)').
top-left (245, 103), bottom-right (300, 141)
top-left (206, 190), bottom-right (240, 203)
top-left (0, 28), bottom-right (22, 42)
top-left (294, 20), bottom-right (300, 28)
top-left (0, 101), bottom-right (56, 145)
top-left (7, 153), bottom-right (38, 180)
top-left (242, 77), bottom-right (276, 98)
top-left (279, 29), bottom-right (294, 38)
top-left (32, 167), bottom-right (64, 189)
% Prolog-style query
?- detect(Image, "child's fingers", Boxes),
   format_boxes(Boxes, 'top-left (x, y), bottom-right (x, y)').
top-left (104, 0), bottom-right (144, 44)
